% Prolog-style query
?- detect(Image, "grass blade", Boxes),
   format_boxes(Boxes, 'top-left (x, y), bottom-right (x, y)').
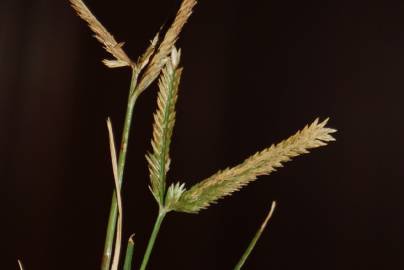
top-left (107, 118), bottom-right (123, 270)
top-left (234, 201), bottom-right (277, 270)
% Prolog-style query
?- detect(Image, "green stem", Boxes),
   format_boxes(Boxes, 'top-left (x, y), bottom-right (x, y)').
top-left (101, 69), bottom-right (139, 270)
top-left (123, 235), bottom-right (136, 270)
top-left (234, 202), bottom-right (276, 270)
top-left (139, 209), bottom-right (167, 270)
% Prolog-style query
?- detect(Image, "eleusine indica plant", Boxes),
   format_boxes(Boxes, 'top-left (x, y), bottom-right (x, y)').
top-left (40, 1), bottom-right (336, 270)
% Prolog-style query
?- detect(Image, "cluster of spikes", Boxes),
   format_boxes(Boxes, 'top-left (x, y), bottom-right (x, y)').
top-left (67, 0), bottom-right (336, 269)
top-left (143, 46), bottom-right (336, 269)
top-left (70, 0), bottom-right (197, 95)
top-left (69, 0), bottom-right (336, 215)
top-left (141, 41), bottom-right (337, 214)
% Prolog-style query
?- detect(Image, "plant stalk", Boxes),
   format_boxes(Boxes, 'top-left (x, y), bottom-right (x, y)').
top-left (234, 202), bottom-right (277, 270)
top-left (139, 209), bottom-right (167, 270)
top-left (101, 68), bottom-right (139, 270)
top-left (123, 235), bottom-right (135, 270)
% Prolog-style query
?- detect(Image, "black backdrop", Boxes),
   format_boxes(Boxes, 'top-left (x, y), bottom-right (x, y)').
top-left (1, 0), bottom-right (403, 269)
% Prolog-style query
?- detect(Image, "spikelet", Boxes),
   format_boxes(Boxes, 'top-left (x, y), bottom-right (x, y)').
top-left (146, 48), bottom-right (183, 205)
top-left (137, 0), bottom-right (197, 93)
top-left (172, 118), bottom-right (336, 213)
top-left (165, 182), bottom-right (186, 210)
top-left (69, 0), bottom-right (133, 68)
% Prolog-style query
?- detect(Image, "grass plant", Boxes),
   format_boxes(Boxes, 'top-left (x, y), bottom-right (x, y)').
top-left (18, 1), bottom-right (337, 269)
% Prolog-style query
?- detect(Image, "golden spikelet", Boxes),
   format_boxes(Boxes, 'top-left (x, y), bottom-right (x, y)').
top-left (146, 48), bottom-right (183, 205)
top-left (172, 118), bottom-right (336, 213)
top-left (69, 0), bottom-right (133, 68)
top-left (137, 0), bottom-right (197, 93)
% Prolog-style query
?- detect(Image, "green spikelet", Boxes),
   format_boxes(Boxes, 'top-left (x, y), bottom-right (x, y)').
top-left (146, 48), bottom-right (183, 206)
top-left (172, 118), bottom-right (336, 213)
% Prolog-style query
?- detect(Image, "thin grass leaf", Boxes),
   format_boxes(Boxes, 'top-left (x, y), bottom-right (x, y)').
top-left (18, 260), bottom-right (24, 270)
top-left (107, 118), bottom-right (123, 270)
top-left (234, 201), bottom-right (277, 270)
top-left (137, 0), bottom-right (196, 93)
top-left (146, 48), bottom-right (183, 205)
top-left (123, 235), bottom-right (135, 270)
top-left (173, 118), bottom-right (336, 213)
top-left (69, 0), bottom-right (133, 68)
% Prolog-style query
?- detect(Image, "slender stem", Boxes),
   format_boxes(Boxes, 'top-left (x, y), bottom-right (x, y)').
top-left (101, 69), bottom-right (139, 270)
top-left (139, 209), bottom-right (167, 270)
top-left (234, 202), bottom-right (277, 270)
top-left (123, 235), bottom-right (136, 270)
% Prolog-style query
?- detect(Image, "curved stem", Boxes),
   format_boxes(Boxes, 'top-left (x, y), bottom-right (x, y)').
top-left (139, 209), bottom-right (167, 270)
top-left (234, 201), bottom-right (277, 270)
top-left (101, 69), bottom-right (139, 270)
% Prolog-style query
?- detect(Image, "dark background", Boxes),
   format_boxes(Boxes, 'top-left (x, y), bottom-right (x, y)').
top-left (1, 0), bottom-right (403, 269)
